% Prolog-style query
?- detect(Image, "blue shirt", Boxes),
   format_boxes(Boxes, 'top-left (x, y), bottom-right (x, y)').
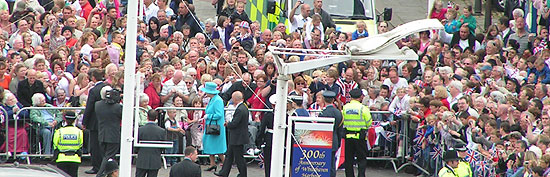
top-left (40, 110), bottom-right (55, 125)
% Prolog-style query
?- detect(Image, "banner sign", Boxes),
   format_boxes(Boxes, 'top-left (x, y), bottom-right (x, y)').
top-left (291, 121), bottom-right (333, 177)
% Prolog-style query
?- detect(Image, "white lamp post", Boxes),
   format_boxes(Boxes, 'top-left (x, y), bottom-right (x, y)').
top-left (267, 19), bottom-right (444, 177)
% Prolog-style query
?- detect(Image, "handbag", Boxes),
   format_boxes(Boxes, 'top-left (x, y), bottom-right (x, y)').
top-left (205, 118), bottom-right (220, 135)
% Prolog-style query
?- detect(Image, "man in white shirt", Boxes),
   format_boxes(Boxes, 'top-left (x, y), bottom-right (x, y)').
top-left (439, 25), bottom-right (481, 52)
top-left (289, 1), bottom-right (311, 33)
top-left (144, 0), bottom-right (159, 23)
top-left (160, 70), bottom-right (189, 107)
top-left (382, 69), bottom-right (408, 99)
top-left (9, 19), bottom-right (41, 47)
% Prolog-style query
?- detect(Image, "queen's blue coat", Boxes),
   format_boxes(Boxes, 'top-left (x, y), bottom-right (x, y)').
top-left (202, 94), bottom-right (227, 154)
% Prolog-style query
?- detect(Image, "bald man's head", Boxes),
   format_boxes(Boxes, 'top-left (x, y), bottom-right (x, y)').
top-left (301, 4), bottom-right (311, 17)
top-left (173, 70), bottom-right (184, 84)
top-left (232, 91), bottom-right (244, 103)
top-left (27, 69), bottom-right (37, 84)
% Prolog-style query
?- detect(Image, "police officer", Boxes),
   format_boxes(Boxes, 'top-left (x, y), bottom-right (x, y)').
top-left (53, 111), bottom-right (83, 177)
top-left (454, 143), bottom-right (473, 177)
top-left (290, 95), bottom-right (309, 117)
top-left (98, 159), bottom-right (119, 177)
top-left (318, 91), bottom-right (344, 177)
top-left (342, 89), bottom-right (372, 177)
top-left (439, 149), bottom-right (461, 177)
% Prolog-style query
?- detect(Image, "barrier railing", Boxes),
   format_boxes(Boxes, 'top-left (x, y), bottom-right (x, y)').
top-left (12, 107), bottom-right (85, 162)
top-left (7, 106), bottom-right (413, 173)
top-left (0, 107), bottom-right (10, 159)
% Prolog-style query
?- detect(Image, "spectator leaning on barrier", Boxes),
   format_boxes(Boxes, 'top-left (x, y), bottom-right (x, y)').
top-left (30, 92), bottom-right (61, 155)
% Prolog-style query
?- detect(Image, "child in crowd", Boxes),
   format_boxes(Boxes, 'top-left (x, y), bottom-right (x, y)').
top-left (165, 109), bottom-right (185, 166)
top-left (187, 98), bottom-right (204, 151)
top-left (443, 8), bottom-right (460, 34)
top-left (458, 5), bottom-right (476, 34)
top-left (352, 21), bottom-right (369, 40)
top-left (305, 14), bottom-right (324, 41)
top-left (230, 1), bottom-right (251, 24)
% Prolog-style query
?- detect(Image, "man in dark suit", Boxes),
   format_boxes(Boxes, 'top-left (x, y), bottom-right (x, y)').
top-left (82, 68), bottom-right (107, 174)
top-left (16, 69), bottom-right (46, 107)
top-left (95, 86), bottom-right (123, 177)
top-left (221, 73), bottom-right (256, 104)
top-left (169, 146), bottom-right (201, 177)
top-left (318, 91), bottom-right (344, 177)
top-left (136, 110), bottom-right (167, 177)
top-left (215, 91), bottom-right (249, 177)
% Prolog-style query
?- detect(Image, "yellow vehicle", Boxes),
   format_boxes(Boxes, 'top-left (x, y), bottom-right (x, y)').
top-left (245, 0), bottom-right (392, 34)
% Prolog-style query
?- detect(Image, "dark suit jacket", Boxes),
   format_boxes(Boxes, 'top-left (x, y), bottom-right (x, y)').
top-left (16, 79), bottom-right (46, 107)
top-left (227, 103), bottom-right (249, 145)
top-left (136, 123), bottom-right (167, 170)
top-left (169, 159), bottom-right (201, 177)
top-left (175, 13), bottom-right (201, 37)
top-left (95, 100), bottom-right (123, 143)
top-left (82, 82), bottom-right (106, 131)
top-left (221, 81), bottom-right (256, 104)
top-left (319, 105), bottom-right (344, 151)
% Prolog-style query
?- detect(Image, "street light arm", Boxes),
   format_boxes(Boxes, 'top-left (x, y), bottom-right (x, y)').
top-left (281, 56), bottom-right (351, 75)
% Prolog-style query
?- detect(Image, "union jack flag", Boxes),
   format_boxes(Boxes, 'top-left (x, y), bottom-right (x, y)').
top-left (475, 160), bottom-right (495, 177)
top-left (464, 149), bottom-right (480, 165)
top-left (413, 129), bottom-right (426, 147)
top-left (430, 145), bottom-right (442, 160)
top-left (256, 153), bottom-right (264, 168)
top-left (412, 145), bottom-right (422, 163)
top-left (382, 131), bottom-right (396, 142)
top-left (371, 121), bottom-right (381, 127)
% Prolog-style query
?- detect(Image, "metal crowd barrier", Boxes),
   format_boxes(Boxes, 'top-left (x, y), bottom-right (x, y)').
top-left (11, 107), bottom-right (86, 162)
top-left (0, 107), bottom-right (10, 160)
top-left (5, 106), bottom-right (413, 174)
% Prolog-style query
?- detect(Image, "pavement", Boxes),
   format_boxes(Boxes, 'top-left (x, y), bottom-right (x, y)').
top-left (73, 161), bottom-right (413, 177)
top-left (376, 0), bottom-right (495, 33)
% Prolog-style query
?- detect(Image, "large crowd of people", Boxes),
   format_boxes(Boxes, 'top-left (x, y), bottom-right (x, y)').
top-left (1, 0), bottom-right (550, 176)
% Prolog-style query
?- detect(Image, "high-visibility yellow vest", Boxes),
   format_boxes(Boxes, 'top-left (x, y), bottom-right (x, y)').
top-left (438, 166), bottom-right (460, 177)
top-left (455, 161), bottom-right (472, 177)
top-left (53, 126), bottom-right (83, 163)
top-left (342, 100), bottom-right (372, 139)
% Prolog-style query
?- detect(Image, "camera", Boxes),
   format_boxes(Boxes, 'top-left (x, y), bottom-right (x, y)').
top-left (105, 89), bottom-right (122, 104)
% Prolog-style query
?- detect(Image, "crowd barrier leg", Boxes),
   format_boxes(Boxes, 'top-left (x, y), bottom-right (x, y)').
top-left (1, 107), bottom-right (9, 160)
top-left (396, 118), bottom-right (430, 175)
top-left (162, 156), bottom-right (167, 169)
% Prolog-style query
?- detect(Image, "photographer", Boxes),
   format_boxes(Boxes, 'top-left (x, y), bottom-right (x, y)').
top-left (505, 152), bottom-right (526, 177)
top-left (95, 86), bottom-right (123, 177)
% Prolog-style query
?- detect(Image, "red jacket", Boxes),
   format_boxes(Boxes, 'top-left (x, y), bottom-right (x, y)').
top-left (81, 2), bottom-right (93, 20)
top-left (144, 82), bottom-right (162, 109)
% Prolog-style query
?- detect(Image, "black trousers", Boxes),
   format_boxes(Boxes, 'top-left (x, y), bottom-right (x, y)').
top-left (344, 138), bottom-right (367, 177)
top-left (331, 150), bottom-right (337, 177)
top-left (57, 162), bottom-right (79, 177)
top-left (96, 142), bottom-right (120, 177)
top-left (89, 130), bottom-right (103, 171)
top-left (219, 144), bottom-right (247, 177)
top-left (263, 144), bottom-right (272, 177)
top-left (135, 168), bottom-right (159, 177)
